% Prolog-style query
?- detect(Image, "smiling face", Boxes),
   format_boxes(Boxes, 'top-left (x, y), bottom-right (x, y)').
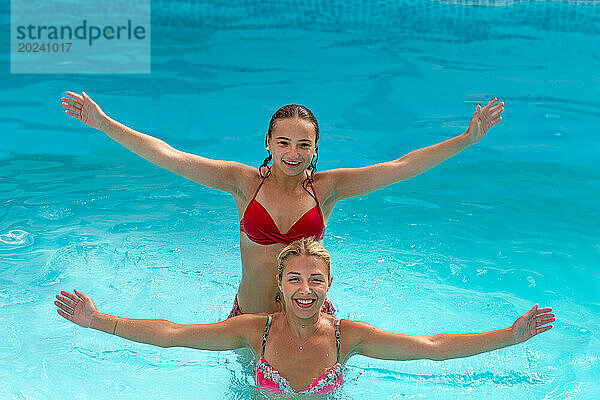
top-left (267, 118), bottom-right (317, 177)
top-left (277, 254), bottom-right (332, 319)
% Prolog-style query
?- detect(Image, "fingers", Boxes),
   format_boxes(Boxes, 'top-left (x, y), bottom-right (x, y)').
top-left (56, 293), bottom-right (77, 309)
top-left (536, 325), bottom-right (553, 334)
top-left (534, 312), bottom-right (555, 319)
top-left (73, 288), bottom-right (89, 302)
top-left (473, 99), bottom-right (504, 131)
top-left (489, 106), bottom-right (503, 118)
top-left (482, 97), bottom-right (499, 112)
top-left (535, 313), bottom-right (556, 325)
top-left (65, 91), bottom-right (83, 101)
top-left (527, 303), bottom-right (538, 314)
top-left (533, 307), bottom-right (552, 317)
top-left (61, 96), bottom-right (81, 107)
top-left (478, 97), bottom-right (503, 113)
top-left (62, 101), bottom-right (81, 115)
top-left (61, 290), bottom-right (80, 304)
top-left (57, 309), bottom-right (74, 323)
top-left (483, 114), bottom-right (502, 128)
top-left (488, 117), bottom-right (502, 127)
top-left (55, 299), bottom-right (74, 315)
top-left (538, 318), bottom-right (556, 326)
top-left (65, 110), bottom-right (81, 119)
top-left (82, 91), bottom-right (96, 105)
top-left (535, 310), bottom-right (554, 317)
top-left (62, 93), bottom-right (83, 119)
top-left (483, 102), bottom-right (504, 120)
top-left (489, 102), bottom-right (503, 112)
top-left (530, 305), bottom-right (555, 336)
top-left (470, 104), bottom-right (482, 124)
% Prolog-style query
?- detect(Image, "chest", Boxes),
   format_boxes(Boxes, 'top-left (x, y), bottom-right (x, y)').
top-left (261, 334), bottom-right (338, 391)
top-left (253, 186), bottom-right (323, 232)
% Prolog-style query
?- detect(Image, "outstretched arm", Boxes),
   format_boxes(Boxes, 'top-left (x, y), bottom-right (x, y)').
top-left (54, 289), bottom-right (256, 351)
top-left (61, 91), bottom-right (252, 195)
top-left (325, 98), bottom-right (504, 201)
top-left (348, 304), bottom-right (554, 361)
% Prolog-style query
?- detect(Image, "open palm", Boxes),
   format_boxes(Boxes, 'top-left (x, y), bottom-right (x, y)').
top-left (464, 97), bottom-right (504, 145)
top-left (54, 289), bottom-right (98, 328)
top-left (511, 304), bottom-right (555, 344)
top-left (61, 91), bottom-right (107, 131)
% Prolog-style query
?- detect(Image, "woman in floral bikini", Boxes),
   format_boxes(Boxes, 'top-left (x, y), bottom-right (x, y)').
top-left (54, 238), bottom-right (554, 395)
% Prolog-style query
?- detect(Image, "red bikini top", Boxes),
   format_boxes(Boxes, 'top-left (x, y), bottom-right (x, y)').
top-left (240, 174), bottom-right (325, 245)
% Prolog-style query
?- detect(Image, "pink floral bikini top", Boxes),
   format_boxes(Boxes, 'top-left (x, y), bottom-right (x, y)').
top-left (255, 314), bottom-right (344, 395)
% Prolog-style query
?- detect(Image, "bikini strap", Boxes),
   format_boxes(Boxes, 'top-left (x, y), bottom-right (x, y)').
top-left (251, 174), bottom-right (268, 202)
top-left (307, 173), bottom-right (326, 224)
top-left (260, 314), bottom-right (273, 358)
top-left (334, 318), bottom-right (341, 363)
top-left (308, 179), bottom-right (321, 207)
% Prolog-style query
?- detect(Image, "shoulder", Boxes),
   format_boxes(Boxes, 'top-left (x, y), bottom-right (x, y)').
top-left (312, 167), bottom-right (364, 204)
top-left (232, 162), bottom-right (260, 182)
top-left (235, 166), bottom-right (263, 200)
top-left (335, 319), bottom-right (376, 362)
top-left (312, 170), bottom-right (339, 206)
top-left (224, 314), bottom-right (271, 357)
top-left (339, 320), bottom-right (378, 344)
top-left (227, 313), bottom-right (270, 332)
top-left (339, 319), bottom-right (375, 334)
top-left (313, 169), bottom-right (336, 186)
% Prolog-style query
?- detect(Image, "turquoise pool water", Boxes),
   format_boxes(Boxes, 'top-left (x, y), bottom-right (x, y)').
top-left (1, 1), bottom-right (599, 398)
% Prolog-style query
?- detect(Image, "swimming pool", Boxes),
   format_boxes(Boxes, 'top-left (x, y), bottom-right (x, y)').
top-left (1, 0), bottom-right (599, 398)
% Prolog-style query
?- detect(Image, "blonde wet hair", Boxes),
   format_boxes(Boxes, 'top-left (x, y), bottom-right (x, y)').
top-left (277, 236), bottom-right (331, 278)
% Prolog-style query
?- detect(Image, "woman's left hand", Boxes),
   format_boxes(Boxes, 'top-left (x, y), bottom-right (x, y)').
top-left (511, 304), bottom-right (555, 344)
top-left (464, 97), bottom-right (504, 145)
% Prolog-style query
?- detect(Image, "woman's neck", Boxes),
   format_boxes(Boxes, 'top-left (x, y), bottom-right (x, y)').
top-left (284, 310), bottom-right (322, 338)
top-left (269, 167), bottom-right (308, 193)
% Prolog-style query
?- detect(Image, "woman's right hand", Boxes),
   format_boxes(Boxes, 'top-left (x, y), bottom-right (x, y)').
top-left (61, 91), bottom-right (108, 131)
top-left (55, 289), bottom-right (98, 328)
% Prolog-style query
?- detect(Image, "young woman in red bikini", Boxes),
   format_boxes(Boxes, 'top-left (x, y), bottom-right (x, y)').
top-left (54, 238), bottom-right (554, 396)
top-left (61, 92), bottom-right (504, 316)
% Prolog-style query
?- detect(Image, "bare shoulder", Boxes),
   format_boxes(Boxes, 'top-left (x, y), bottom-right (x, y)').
top-left (312, 170), bottom-right (338, 206)
top-left (228, 313), bottom-right (269, 333)
top-left (235, 165), bottom-right (262, 201)
top-left (338, 319), bottom-right (376, 361)
top-left (312, 167), bottom-right (364, 203)
top-left (339, 319), bottom-right (376, 341)
top-left (230, 162), bottom-right (259, 181)
top-left (313, 169), bottom-right (337, 187)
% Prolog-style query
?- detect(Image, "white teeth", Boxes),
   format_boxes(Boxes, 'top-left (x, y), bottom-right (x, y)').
top-left (284, 160), bottom-right (300, 165)
top-left (296, 299), bottom-right (314, 304)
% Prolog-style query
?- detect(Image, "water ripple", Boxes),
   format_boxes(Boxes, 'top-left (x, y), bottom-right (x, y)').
top-left (0, 230), bottom-right (34, 250)
top-left (351, 365), bottom-right (550, 387)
